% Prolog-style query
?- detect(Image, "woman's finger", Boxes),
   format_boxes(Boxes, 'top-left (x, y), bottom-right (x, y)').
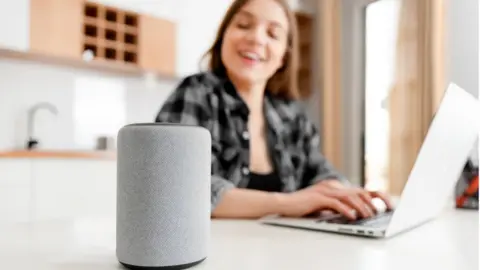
top-left (357, 190), bottom-right (377, 213)
top-left (318, 196), bottom-right (356, 220)
top-left (341, 194), bottom-right (373, 218)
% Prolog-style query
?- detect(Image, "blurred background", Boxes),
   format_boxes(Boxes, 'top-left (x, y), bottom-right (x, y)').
top-left (0, 0), bottom-right (477, 222)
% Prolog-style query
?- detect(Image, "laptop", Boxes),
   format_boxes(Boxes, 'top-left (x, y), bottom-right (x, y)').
top-left (260, 83), bottom-right (480, 238)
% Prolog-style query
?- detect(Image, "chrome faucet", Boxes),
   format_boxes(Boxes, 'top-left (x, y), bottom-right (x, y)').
top-left (26, 102), bottom-right (58, 150)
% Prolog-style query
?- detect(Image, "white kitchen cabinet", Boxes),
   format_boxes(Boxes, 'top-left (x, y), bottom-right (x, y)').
top-left (0, 0), bottom-right (30, 51)
top-left (32, 159), bottom-right (117, 221)
top-left (0, 159), bottom-right (32, 223)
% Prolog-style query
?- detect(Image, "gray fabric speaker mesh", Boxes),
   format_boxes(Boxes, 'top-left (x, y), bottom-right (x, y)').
top-left (116, 124), bottom-right (211, 267)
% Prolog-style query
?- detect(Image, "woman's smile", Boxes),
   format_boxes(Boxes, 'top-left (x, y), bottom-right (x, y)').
top-left (238, 50), bottom-right (265, 66)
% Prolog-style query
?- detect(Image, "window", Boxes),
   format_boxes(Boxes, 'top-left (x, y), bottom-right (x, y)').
top-left (364, 0), bottom-right (400, 191)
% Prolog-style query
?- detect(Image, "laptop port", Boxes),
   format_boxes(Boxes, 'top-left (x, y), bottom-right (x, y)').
top-left (368, 231), bottom-right (374, 235)
top-left (357, 230), bottom-right (365, 234)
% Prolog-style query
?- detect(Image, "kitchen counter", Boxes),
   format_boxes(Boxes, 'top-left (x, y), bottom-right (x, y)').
top-left (0, 150), bottom-right (116, 160)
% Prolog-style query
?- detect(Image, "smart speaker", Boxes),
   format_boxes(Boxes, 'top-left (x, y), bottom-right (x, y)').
top-left (116, 123), bottom-right (211, 269)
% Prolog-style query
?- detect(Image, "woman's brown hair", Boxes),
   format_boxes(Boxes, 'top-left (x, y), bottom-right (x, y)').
top-left (202, 0), bottom-right (301, 100)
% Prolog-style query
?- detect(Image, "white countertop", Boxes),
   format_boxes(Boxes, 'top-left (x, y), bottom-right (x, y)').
top-left (0, 209), bottom-right (477, 270)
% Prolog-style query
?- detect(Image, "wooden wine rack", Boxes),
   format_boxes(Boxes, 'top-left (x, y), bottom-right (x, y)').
top-left (82, 1), bottom-right (139, 64)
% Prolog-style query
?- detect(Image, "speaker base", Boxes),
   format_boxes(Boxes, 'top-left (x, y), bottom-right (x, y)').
top-left (119, 258), bottom-right (206, 270)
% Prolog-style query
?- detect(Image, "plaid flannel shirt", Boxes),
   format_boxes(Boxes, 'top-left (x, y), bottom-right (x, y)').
top-left (155, 72), bottom-right (348, 211)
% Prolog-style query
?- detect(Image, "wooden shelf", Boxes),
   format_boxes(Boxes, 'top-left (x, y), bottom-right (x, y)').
top-left (0, 47), bottom-right (178, 80)
top-left (25, 0), bottom-right (177, 79)
top-left (295, 12), bottom-right (313, 98)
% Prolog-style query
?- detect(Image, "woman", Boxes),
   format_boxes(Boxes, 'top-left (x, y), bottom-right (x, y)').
top-left (156, 0), bottom-right (393, 219)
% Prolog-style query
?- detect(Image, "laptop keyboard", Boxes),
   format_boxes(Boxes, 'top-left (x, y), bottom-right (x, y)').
top-left (317, 210), bottom-right (394, 227)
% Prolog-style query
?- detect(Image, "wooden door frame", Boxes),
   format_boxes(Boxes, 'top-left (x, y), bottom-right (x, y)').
top-left (315, 0), bottom-right (343, 173)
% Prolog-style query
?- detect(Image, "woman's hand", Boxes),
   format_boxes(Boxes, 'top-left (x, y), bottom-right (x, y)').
top-left (277, 180), bottom-right (394, 219)
top-left (311, 180), bottom-right (394, 218)
top-left (276, 188), bottom-right (357, 219)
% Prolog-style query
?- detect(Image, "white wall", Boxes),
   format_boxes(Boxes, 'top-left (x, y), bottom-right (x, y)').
top-left (446, 0), bottom-right (479, 166)
top-left (0, 0), bottom-right (29, 51)
top-left (177, 0), bottom-right (234, 76)
top-left (446, 0), bottom-right (479, 98)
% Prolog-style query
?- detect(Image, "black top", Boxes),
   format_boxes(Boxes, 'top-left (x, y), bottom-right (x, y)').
top-left (247, 170), bottom-right (283, 192)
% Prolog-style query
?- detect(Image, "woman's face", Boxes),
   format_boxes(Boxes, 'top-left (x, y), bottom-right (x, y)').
top-left (221, 0), bottom-right (289, 87)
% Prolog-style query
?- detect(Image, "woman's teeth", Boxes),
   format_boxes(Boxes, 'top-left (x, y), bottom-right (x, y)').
top-left (241, 52), bottom-right (261, 61)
